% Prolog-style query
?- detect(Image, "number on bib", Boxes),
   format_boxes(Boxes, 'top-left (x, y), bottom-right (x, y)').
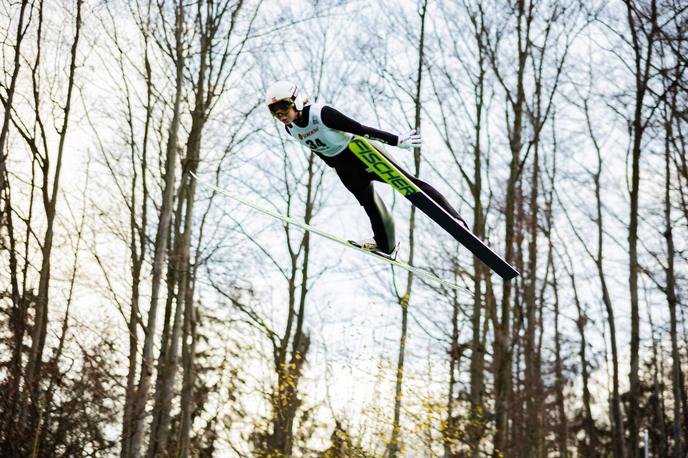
top-left (305, 139), bottom-right (327, 150)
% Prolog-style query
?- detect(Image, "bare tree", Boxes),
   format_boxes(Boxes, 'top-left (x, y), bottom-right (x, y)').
top-left (88, 3), bottom-right (156, 455)
top-left (555, 84), bottom-right (628, 456)
top-left (561, 241), bottom-right (600, 456)
top-left (0, 0), bottom-right (85, 449)
top-left (0, 2), bottom-right (128, 454)
top-left (426, 1), bottom-right (492, 454)
top-left (384, 2), bottom-right (431, 456)
top-left (616, 2), bottom-right (661, 455)
top-left (214, 134), bottom-right (324, 456)
top-left (579, 70), bottom-right (627, 456)
top-left (481, 1), bottom-right (533, 450)
top-left (543, 120), bottom-right (569, 457)
top-left (479, 0), bottom-right (582, 453)
top-left (658, 9), bottom-right (686, 455)
top-left (146, 1), bottom-right (262, 455)
top-left (0, 0), bottom-right (31, 194)
top-left (128, 1), bottom-right (186, 454)
top-left (0, 0), bottom-right (33, 446)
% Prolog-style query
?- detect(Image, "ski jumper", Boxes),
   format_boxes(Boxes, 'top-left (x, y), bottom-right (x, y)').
top-left (286, 103), bottom-right (462, 254)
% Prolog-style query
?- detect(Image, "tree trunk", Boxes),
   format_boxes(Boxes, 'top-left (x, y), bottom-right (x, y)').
top-left (445, 293), bottom-right (461, 458)
top-left (120, 7), bottom-right (153, 453)
top-left (148, 66), bottom-right (208, 454)
top-left (147, 254), bottom-right (183, 457)
top-left (663, 106), bottom-right (682, 458)
top-left (648, 309), bottom-right (669, 456)
top-left (544, 141), bottom-right (568, 457)
top-left (572, 266), bottom-right (598, 455)
top-left (178, 289), bottom-right (197, 457)
top-left (0, 0), bottom-right (30, 194)
top-left (388, 2), bottom-right (428, 456)
top-left (524, 142), bottom-right (542, 457)
top-left (24, 0), bottom-right (82, 439)
top-left (623, 2), bottom-right (658, 455)
top-left (129, 2), bottom-right (185, 455)
top-left (585, 98), bottom-right (626, 458)
top-left (266, 137), bottom-right (319, 456)
top-left (467, 10), bottom-right (488, 456)
top-left (161, 31), bottom-right (209, 453)
top-left (494, 2), bottom-right (529, 453)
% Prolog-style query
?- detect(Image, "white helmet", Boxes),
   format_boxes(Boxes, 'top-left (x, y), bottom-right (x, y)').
top-left (265, 81), bottom-right (307, 113)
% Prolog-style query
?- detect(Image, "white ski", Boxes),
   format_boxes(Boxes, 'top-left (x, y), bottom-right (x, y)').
top-left (191, 172), bottom-right (471, 294)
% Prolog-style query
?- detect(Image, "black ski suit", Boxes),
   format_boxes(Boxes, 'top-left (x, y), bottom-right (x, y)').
top-left (286, 104), bottom-right (463, 254)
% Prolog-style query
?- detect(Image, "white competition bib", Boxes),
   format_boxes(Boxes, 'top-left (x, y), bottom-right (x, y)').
top-left (287, 103), bottom-right (352, 157)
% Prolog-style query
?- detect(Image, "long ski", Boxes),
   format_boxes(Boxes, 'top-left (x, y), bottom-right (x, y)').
top-left (348, 137), bottom-right (519, 280)
top-left (191, 172), bottom-right (471, 294)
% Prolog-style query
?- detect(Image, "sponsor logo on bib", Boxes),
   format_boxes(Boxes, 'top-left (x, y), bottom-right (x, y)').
top-left (298, 128), bottom-right (319, 139)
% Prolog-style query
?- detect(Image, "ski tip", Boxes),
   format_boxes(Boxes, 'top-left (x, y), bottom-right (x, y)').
top-left (500, 268), bottom-right (520, 281)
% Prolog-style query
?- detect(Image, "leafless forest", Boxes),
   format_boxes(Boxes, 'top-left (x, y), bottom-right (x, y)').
top-left (1, 0), bottom-right (687, 456)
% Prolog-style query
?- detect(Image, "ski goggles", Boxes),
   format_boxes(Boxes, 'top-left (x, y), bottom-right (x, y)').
top-left (268, 99), bottom-right (295, 117)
